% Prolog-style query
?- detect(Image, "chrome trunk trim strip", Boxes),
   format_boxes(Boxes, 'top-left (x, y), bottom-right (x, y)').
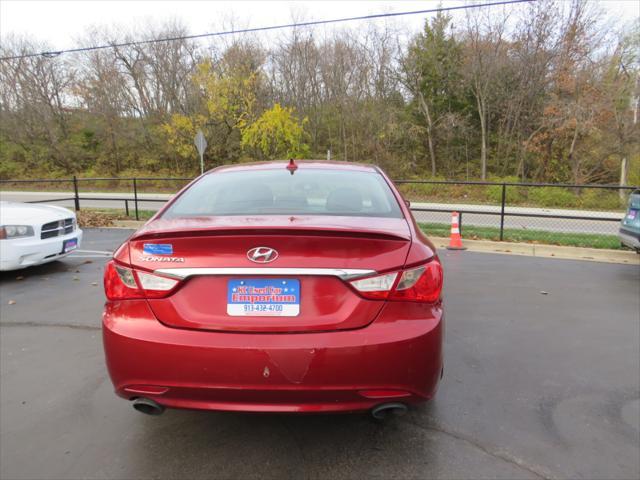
top-left (154, 267), bottom-right (376, 281)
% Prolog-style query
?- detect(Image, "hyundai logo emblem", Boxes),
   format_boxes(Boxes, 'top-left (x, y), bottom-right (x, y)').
top-left (247, 247), bottom-right (278, 264)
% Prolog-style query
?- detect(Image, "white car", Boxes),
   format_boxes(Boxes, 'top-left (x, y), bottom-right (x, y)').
top-left (0, 201), bottom-right (83, 271)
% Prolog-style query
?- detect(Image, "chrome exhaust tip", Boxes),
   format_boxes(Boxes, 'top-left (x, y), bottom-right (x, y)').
top-left (132, 397), bottom-right (165, 416)
top-left (371, 402), bottom-right (408, 420)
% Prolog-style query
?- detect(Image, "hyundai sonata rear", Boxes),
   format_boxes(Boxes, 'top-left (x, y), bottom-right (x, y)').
top-left (102, 161), bottom-right (443, 416)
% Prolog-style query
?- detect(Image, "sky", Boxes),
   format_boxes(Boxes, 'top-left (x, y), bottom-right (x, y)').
top-left (1, 0), bottom-right (639, 51)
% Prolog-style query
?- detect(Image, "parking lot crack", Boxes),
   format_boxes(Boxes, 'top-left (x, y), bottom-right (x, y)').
top-left (403, 417), bottom-right (555, 480)
top-left (0, 321), bottom-right (100, 331)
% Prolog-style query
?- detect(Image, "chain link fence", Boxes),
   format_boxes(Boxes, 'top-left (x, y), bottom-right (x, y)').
top-left (1, 177), bottom-right (637, 249)
top-left (397, 181), bottom-right (635, 249)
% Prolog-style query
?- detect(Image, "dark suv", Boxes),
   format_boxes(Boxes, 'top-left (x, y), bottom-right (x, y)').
top-left (619, 189), bottom-right (640, 253)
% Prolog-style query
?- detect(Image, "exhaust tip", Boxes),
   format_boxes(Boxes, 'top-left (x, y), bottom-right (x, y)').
top-left (371, 402), bottom-right (408, 420)
top-left (132, 397), bottom-right (165, 416)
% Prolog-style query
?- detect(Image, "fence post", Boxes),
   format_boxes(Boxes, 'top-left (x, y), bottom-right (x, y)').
top-left (124, 199), bottom-right (129, 217)
top-left (499, 183), bottom-right (506, 241)
top-left (458, 211), bottom-right (463, 235)
top-left (133, 178), bottom-right (139, 221)
top-left (73, 175), bottom-right (80, 211)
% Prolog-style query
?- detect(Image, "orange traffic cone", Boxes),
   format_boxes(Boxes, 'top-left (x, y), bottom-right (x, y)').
top-left (446, 212), bottom-right (466, 250)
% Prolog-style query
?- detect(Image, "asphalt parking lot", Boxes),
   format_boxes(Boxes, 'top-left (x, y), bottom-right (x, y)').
top-left (1, 228), bottom-right (638, 480)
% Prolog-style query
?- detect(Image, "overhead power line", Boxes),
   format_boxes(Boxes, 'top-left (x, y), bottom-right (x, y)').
top-left (0, 0), bottom-right (535, 61)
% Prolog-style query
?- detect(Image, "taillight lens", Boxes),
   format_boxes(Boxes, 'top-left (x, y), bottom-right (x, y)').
top-left (104, 260), bottom-right (179, 300)
top-left (390, 261), bottom-right (443, 303)
top-left (104, 262), bottom-right (143, 300)
top-left (349, 272), bottom-right (398, 300)
top-left (349, 259), bottom-right (443, 303)
top-left (136, 270), bottom-right (179, 298)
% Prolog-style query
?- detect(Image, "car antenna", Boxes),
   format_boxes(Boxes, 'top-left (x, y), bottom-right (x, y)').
top-left (286, 158), bottom-right (298, 175)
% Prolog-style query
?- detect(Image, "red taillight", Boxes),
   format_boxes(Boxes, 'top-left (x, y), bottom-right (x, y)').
top-left (104, 260), bottom-right (180, 300)
top-left (349, 259), bottom-right (443, 303)
top-left (390, 261), bottom-right (443, 303)
top-left (104, 261), bottom-right (144, 300)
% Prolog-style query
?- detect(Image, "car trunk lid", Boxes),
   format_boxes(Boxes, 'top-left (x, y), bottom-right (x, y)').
top-left (129, 216), bottom-right (411, 333)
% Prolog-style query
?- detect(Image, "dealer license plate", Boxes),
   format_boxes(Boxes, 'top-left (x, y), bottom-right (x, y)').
top-left (227, 278), bottom-right (300, 317)
top-left (62, 238), bottom-right (78, 253)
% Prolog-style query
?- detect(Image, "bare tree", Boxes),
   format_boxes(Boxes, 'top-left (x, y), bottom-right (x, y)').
top-left (464, 6), bottom-right (510, 180)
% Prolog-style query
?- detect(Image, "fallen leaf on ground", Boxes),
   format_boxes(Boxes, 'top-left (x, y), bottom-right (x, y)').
top-left (540, 291), bottom-right (549, 295)
top-left (8, 300), bottom-right (16, 305)
top-left (15, 276), bottom-right (24, 281)
top-left (73, 276), bottom-right (79, 281)
top-left (76, 210), bottom-right (126, 228)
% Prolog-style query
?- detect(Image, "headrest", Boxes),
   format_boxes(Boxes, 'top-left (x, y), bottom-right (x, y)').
top-left (326, 187), bottom-right (363, 213)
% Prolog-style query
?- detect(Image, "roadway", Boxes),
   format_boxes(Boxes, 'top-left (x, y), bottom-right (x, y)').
top-left (1, 190), bottom-right (625, 235)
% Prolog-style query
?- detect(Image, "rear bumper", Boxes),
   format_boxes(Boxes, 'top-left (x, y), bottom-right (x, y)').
top-left (102, 300), bottom-right (443, 413)
top-left (619, 228), bottom-right (640, 250)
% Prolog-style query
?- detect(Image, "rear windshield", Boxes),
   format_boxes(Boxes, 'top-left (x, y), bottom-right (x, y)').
top-left (162, 168), bottom-right (403, 219)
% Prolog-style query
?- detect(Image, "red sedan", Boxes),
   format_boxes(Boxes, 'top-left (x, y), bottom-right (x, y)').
top-left (102, 161), bottom-right (444, 418)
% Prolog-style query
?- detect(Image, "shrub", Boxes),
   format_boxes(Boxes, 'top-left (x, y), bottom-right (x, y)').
top-left (486, 176), bottom-right (523, 205)
top-left (579, 189), bottom-right (623, 210)
top-left (627, 156), bottom-right (640, 186)
top-left (527, 187), bottom-right (578, 208)
top-left (0, 158), bottom-right (20, 180)
top-left (398, 176), bottom-right (448, 200)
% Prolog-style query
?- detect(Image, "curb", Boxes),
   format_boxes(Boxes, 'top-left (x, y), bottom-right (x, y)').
top-left (430, 236), bottom-right (639, 265)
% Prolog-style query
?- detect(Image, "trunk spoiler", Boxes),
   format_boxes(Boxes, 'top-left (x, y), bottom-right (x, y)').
top-left (132, 226), bottom-right (410, 242)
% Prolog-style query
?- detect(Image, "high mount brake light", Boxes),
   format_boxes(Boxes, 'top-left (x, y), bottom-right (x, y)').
top-left (104, 260), bottom-right (179, 300)
top-left (286, 158), bottom-right (298, 175)
top-left (349, 259), bottom-right (443, 303)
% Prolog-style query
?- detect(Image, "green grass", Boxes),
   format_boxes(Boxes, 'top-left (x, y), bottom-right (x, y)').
top-left (83, 207), bottom-right (157, 221)
top-left (419, 223), bottom-right (623, 250)
top-left (123, 209), bottom-right (156, 221)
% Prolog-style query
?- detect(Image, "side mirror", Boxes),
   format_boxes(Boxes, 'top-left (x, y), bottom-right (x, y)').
top-left (404, 199), bottom-right (411, 208)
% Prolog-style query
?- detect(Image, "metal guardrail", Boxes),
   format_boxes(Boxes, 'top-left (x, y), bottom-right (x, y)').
top-left (1, 176), bottom-right (636, 243)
